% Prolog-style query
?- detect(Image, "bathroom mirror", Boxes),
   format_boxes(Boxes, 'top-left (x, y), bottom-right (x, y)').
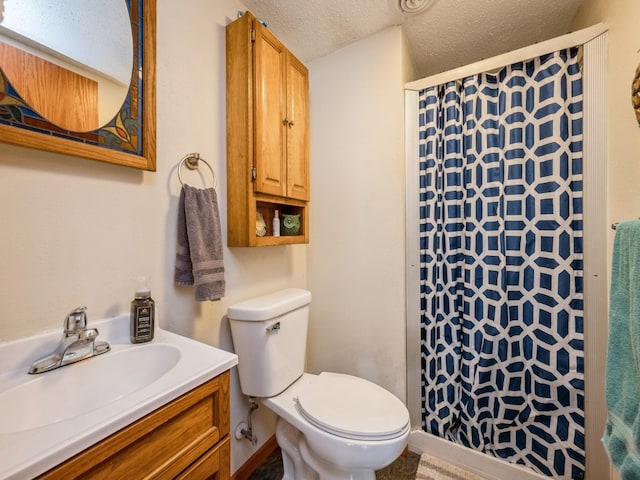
top-left (0, 0), bottom-right (156, 170)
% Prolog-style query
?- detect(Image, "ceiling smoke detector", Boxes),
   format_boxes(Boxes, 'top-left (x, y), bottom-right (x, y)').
top-left (392, 0), bottom-right (435, 15)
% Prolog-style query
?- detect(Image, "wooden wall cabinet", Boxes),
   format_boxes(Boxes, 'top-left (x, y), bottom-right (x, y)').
top-left (226, 12), bottom-right (310, 247)
top-left (37, 371), bottom-right (231, 480)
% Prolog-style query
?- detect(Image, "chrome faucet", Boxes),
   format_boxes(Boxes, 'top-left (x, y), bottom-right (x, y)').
top-left (28, 306), bottom-right (111, 374)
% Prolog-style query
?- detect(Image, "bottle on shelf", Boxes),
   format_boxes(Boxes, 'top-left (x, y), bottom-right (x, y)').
top-left (273, 210), bottom-right (280, 237)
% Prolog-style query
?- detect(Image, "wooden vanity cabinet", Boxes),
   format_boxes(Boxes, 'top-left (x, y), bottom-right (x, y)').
top-left (37, 371), bottom-right (230, 480)
top-left (226, 11), bottom-right (310, 247)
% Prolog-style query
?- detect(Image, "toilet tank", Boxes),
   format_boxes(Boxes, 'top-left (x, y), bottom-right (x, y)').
top-left (228, 288), bottom-right (312, 397)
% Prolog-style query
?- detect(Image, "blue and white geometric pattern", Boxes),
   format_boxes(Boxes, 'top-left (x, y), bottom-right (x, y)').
top-left (418, 48), bottom-right (584, 479)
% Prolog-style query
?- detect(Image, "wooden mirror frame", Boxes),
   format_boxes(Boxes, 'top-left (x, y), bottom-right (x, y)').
top-left (0, 0), bottom-right (156, 171)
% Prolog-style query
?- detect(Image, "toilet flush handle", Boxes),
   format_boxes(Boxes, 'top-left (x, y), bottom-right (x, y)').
top-left (266, 321), bottom-right (281, 333)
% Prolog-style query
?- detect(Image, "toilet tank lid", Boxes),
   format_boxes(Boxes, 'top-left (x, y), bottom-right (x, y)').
top-left (228, 288), bottom-right (312, 321)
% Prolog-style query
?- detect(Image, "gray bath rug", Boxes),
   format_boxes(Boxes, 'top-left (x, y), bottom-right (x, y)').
top-left (415, 453), bottom-right (489, 480)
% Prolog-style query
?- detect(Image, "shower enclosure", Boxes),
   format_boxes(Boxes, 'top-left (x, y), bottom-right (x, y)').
top-left (405, 24), bottom-right (608, 480)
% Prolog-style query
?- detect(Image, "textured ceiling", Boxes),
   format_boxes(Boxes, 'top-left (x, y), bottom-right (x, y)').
top-left (241, 0), bottom-right (585, 78)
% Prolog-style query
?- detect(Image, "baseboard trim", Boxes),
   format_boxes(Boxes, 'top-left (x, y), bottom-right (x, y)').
top-left (231, 435), bottom-right (279, 480)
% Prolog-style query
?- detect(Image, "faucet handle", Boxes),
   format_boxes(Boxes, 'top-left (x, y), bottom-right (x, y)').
top-left (64, 306), bottom-right (88, 334)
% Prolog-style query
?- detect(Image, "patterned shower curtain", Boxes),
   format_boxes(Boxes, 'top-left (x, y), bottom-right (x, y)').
top-left (418, 48), bottom-right (585, 479)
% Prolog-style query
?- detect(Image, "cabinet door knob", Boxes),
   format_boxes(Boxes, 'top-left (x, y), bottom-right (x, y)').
top-left (288, 121), bottom-right (294, 128)
top-left (282, 118), bottom-right (289, 126)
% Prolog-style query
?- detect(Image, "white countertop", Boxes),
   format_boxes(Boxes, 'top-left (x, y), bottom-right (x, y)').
top-left (0, 315), bottom-right (237, 480)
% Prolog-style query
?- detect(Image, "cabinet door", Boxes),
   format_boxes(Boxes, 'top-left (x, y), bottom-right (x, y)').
top-left (285, 54), bottom-right (310, 201)
top-left (253, 22), bottom-right (286, 197)
top-left (37, 373), bottom-right (230, 480)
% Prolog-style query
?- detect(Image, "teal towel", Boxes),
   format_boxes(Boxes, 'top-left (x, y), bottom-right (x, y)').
top-left (603, 220), bottom-right (640, 479)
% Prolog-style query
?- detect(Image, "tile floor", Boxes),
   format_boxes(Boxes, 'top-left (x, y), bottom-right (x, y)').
top-left (248, 448), bottom-right (420, 480)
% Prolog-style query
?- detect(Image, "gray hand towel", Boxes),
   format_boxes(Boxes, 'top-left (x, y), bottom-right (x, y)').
top-left (174, 185), bottom-right (225, 301)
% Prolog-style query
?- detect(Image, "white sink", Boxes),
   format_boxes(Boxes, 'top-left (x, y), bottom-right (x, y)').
top-left (0, 344), bottom-right (180, 434)
top-left (0, 315), bottom-right (237, 480)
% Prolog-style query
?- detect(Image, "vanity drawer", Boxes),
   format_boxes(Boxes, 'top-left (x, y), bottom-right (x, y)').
top-left (37, 371), bottom-right (230, 480)
top-left (175, 437), bottom-right (230, 480)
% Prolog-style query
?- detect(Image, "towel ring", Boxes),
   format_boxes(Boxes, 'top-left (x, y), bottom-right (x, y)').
top-left (178, 153), bottom-right (216, 188)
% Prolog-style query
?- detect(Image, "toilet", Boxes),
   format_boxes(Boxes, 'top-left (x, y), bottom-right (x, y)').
top-left (228, 288), bottom-right (410, 480)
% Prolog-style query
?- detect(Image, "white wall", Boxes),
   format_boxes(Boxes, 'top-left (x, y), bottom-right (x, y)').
top-left (306, 26), bottom-right (415, 401)
top-left (0, 0), bottom-right (305, 474)
top-left (573, 0), bottom-right (640, 232)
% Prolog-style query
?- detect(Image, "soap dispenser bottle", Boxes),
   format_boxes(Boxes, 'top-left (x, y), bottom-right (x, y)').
top-left (131, 278), bottom-right (155, 343)
top-left (273, 210), bottom-right (280, 237)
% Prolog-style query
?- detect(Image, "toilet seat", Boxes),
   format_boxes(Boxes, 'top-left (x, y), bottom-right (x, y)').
top-left (295, 372), bottom-right (410, 441)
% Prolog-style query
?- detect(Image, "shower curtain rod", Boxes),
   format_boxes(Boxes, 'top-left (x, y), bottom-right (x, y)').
top-left (405, 22), bottom-right (608, 92)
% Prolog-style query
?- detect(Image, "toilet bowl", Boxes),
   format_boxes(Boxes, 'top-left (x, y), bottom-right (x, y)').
top-left (264, 373), bottom-right (409, 479)
top-left (228, 288), bottom-right (410, 480)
